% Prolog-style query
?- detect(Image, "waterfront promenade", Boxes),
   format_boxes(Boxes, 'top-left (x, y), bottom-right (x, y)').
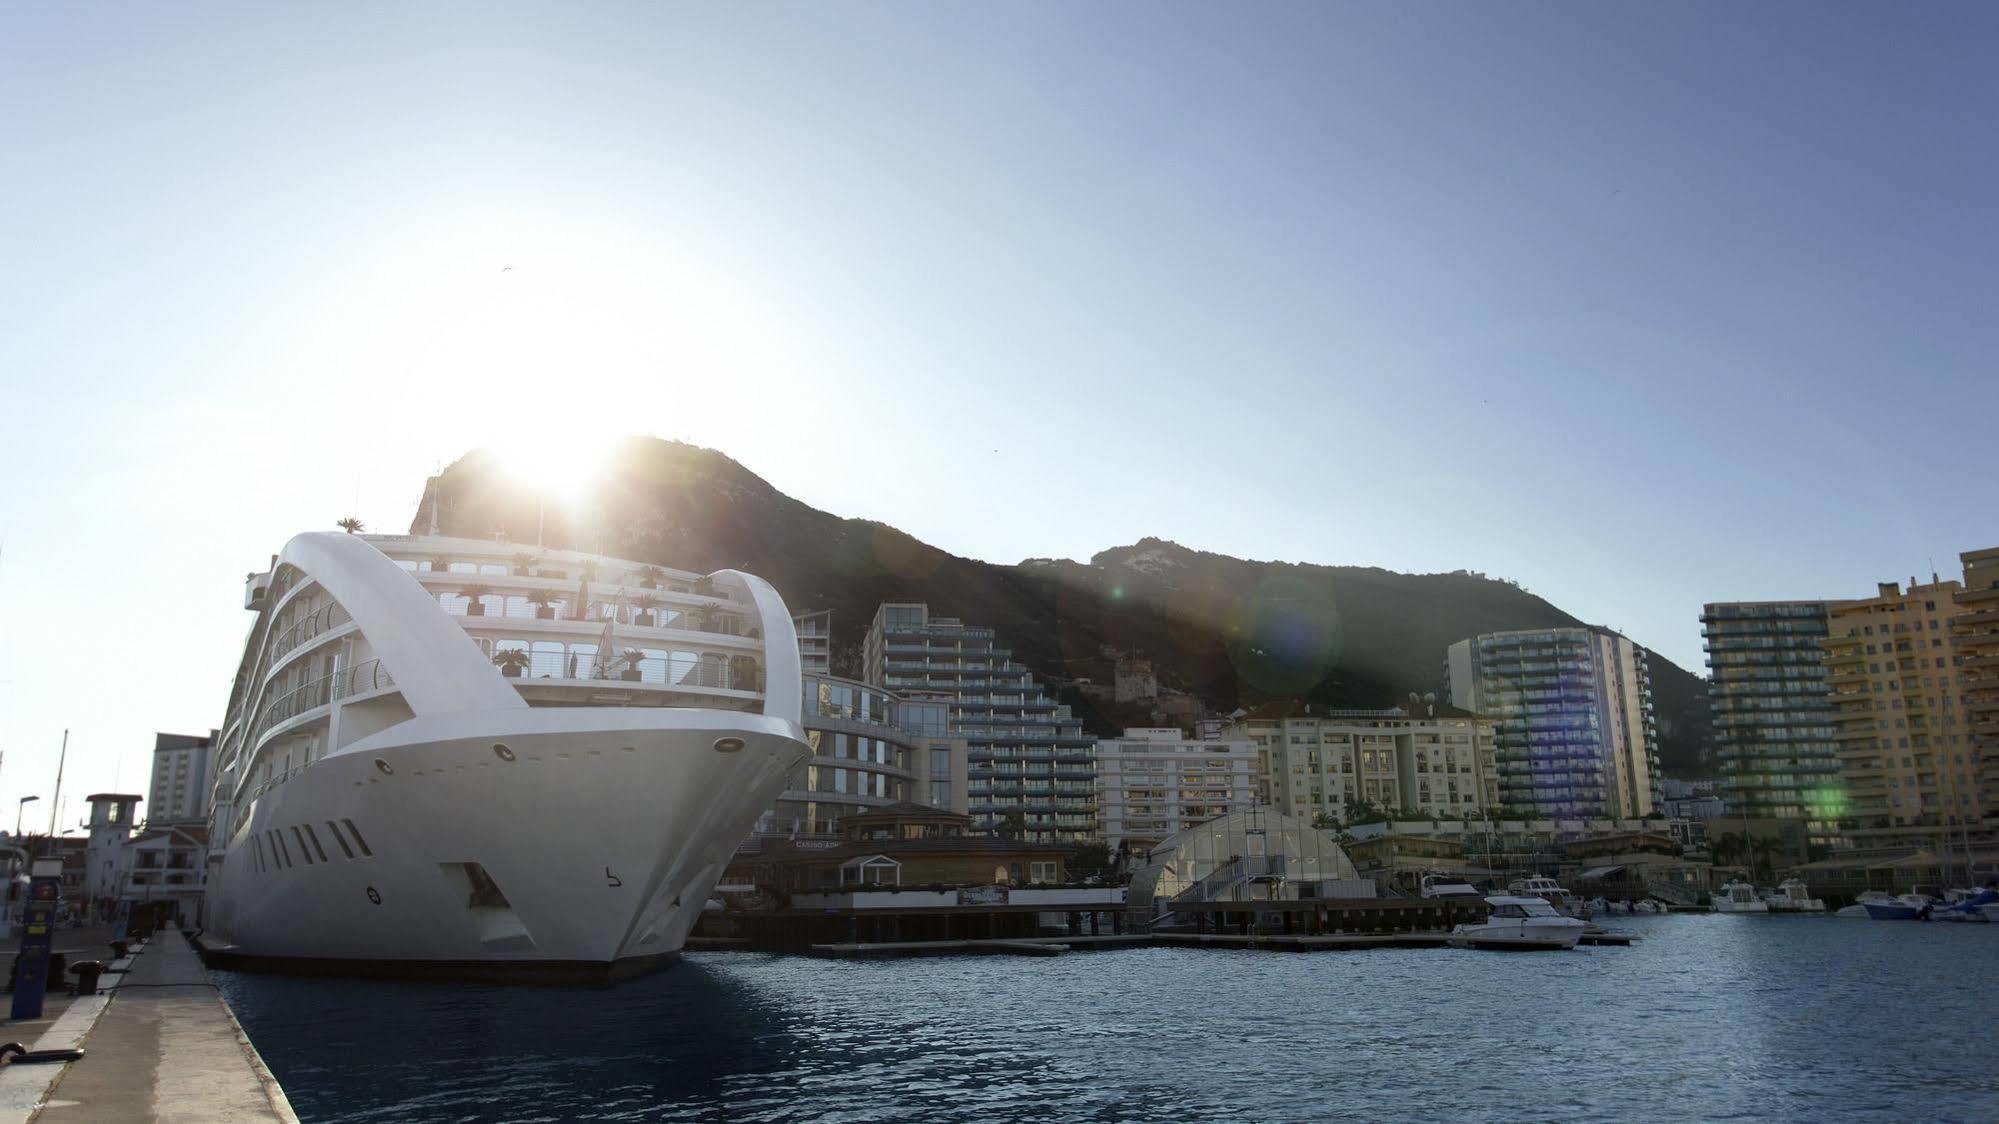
top-left (0, 927), bottom-right (295, 1123)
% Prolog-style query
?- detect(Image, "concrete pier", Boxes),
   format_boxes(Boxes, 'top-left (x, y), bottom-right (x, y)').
top-left (1, 930), bottom-right (295, 1123)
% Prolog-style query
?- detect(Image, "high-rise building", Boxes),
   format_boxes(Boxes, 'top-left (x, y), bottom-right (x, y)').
top-left (1825, 578), bottom-right (1979, 845)
top-left (1952, 548), bottom-right (1999, 827)
top-left (864, 603), bottom-right (1096, 843)
top-left (1445, 629), bottom-right (1660, 819)
top-left (1701, 602), bottom-right (1842, 845)
top-left (794, 610), bottom-right (833, 676)
top-left (1092, 727), bottom-right (1257, 850)
top-left (747, 616), bottom-right (969, 839)
top-left (1234, 702), bottom-right (1500, 824)
top-left (147, 731), bottom-right (217, 825)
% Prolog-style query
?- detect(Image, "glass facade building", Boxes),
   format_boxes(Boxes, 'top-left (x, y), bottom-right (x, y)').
top-left (1445, 628), bottom-right (1661, 820)
top-left (1701, 601), bottom-right (1841, 845)
top-left (753, 673), bottom-right (923, 838)
top-left (865, 603), bottom-right (1096, 843)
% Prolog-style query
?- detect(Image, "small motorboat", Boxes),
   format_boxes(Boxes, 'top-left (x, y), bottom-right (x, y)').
top-left (1711, 879), bottom-right (1770, 913)
top-left (1420, 873), bottom-right (1484, 900)
top-left (1507, 876), bottom-right (1591, 918)
top-left (1863, 893), bottom-right (1936, 921)
top-left (1449, 895), bottom-right (1589, 951)
top-left (1765, 879), bottom-right (1826, 913)
top-left (1835, 891), bottom-right (1898, 918)
top-left (1931, 889), bottom-right (1998, 923)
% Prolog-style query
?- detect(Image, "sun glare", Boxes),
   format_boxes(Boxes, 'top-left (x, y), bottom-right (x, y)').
top-left (491, 433), bottom-right (616, 509)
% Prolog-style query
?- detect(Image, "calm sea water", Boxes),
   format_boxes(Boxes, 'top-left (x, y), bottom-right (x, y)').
top-left (215, 915), bottom-right (1999, 1123)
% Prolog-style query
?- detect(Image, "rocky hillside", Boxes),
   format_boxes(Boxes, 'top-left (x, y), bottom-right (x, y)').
top-left (410, 438), bottom-right (1712, 774)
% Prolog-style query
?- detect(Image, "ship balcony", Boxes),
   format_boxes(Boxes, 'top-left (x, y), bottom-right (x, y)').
top-left (265, 600), bottom-right (354, 665)
top-left (424, 575), bottom-right (755, 640)
top-left (249, 657), bottom-right (397, 752)
top-left (481, 639), bottom-right (766, 695)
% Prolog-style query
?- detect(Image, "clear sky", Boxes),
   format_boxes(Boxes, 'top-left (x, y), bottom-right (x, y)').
top-left (2, 3), bottom-right (1993, 825)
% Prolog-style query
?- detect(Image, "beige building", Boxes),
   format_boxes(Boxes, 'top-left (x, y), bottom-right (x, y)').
top-left (1233, 702), bottom-right (1500, 824)
top-left (1093, 727), bottom-right (1257, 850)
top-left (1825, 577), bottom-right (1979, 846)
top-left (1951, 548), bottom-right (1999, 827)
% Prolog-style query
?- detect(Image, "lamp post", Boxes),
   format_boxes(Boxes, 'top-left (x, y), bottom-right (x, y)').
top-left (15, 796), bottom-right (37, 837)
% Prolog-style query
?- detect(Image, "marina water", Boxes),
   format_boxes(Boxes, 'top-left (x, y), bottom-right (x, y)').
top-left (216, 915), bottom-right (1999, 1122)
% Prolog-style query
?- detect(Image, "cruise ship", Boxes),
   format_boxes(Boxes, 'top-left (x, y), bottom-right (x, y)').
top-left (200, 531), bottom-right (809, 981)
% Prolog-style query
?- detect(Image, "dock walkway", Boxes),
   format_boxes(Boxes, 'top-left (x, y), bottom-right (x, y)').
top-left (5, 929), bottom-right (295, 1123)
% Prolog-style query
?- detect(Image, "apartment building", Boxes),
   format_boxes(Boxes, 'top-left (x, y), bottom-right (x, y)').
top-left (1233, 702), bottom-right (1500, 824)
top-left (1954, 548), bottom-right (1999, 827)
top-left (746, 614), bottom-right (973, 839)
top-left (1701, 602), bottom-right (1842, 846)
top-left (148, 731), bottom-right (218, 825)
top-left (864, 604), bottom-right (1096, 843)
top-left (794, 609), bottom-right (833, 676)
top-left (1446, 628), bottom-right (1661, 819)
top-left (1092, 727), bottom-right (1257, 850)
top-left (1825, 578), bottom-right (1978, 845)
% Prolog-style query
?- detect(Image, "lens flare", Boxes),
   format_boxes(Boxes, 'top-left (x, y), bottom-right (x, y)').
top-left (1226, 574), bottom-right (1343, 695)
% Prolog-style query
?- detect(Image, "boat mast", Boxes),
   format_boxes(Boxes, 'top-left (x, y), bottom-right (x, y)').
top-left (47, 730), bottom-right (66, 838)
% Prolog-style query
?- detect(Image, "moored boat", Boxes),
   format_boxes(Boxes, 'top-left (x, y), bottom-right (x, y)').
top-left (1931, 889), bottom-right (1998, 923)
top-left (1764, 879), bottom-right (1826, 913)
top-left (1420, 873), bottom-right (1483, 900)
top-left (1449, 895), bottom-right (1588, 951)
top-left (200, 532), bottom-right (811, 981)
top-left (1506, 875), bottom-right (1590, 917)
top-left (1834, 891), bottom-right (1897, 918)
top-left (1710, 879), bottom-right (1770, 914)
top-left (1862, 894), bottom-right (1936, 921)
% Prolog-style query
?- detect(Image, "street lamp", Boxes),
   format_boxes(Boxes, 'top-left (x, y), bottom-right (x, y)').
top-left (15, 797), bottom-right (38, 837)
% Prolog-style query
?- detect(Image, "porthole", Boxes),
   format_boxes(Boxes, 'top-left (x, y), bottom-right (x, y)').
top-left (713, 736), bottom-right (745, 754)
top-left (493, 743), bottom-right (517, 762)
top-left (374, 758), bottom-right (394, 775)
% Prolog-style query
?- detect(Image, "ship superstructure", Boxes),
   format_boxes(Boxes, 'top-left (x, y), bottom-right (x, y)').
top-left (202, 532), bottom-right (807, 980)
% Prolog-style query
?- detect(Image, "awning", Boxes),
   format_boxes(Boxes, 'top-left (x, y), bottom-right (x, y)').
top-left (1867, 850), bottom-right (1938, 870)
top-left (1577, 865), bottom-right (1627, 881)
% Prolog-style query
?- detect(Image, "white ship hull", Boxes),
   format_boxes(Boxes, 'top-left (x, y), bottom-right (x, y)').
top-left (204, 707), bottom-right (805, 981)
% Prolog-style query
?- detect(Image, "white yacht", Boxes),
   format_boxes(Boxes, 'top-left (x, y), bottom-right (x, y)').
top-left (1710, 879), bottom-right (1770, 913)
top-left (200, 532), bottom-right (809, 981)
top-left (1506, 875), bottom-right (1589, 917)
top-left (1764, 879), bottom-right (1826, 913)
top-left (1449, 895), bottom-right (1588, 951)
top-left (1834, 891), bottom-right (1899, 918)
top-left (1419, 873), bottom-right (1483, 900)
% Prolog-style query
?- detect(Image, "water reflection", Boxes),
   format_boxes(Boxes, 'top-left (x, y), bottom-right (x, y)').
top-left (219, 918), bottom-right (1999, 1123)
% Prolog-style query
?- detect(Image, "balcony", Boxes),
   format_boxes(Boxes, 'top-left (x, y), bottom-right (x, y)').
top-left (250, 658), bottom-right (395, 749)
